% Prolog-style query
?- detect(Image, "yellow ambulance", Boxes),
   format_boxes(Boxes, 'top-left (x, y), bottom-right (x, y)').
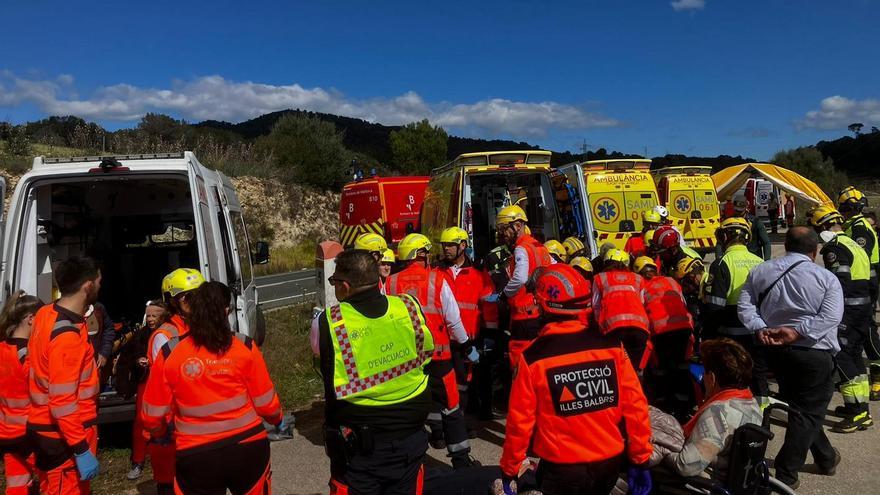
top-left (652, 166), bottom-right (721, 252)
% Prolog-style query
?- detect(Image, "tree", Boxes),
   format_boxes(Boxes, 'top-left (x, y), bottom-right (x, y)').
top-left (848, 122), bottom-right (864, 136)
top-left (389, 119), bottom-right (448, 174)
top-left (265, 114), bottom-right (352, 188)
top-left (771, 146), bottom-right (848, 200)
top-left (871, 126), bottom-right (879, 134)
top-left (5, 125), bottom-right (31, 156)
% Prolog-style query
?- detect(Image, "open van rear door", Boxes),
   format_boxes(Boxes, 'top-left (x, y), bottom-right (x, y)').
top-left (0, 176), bottom-right (6, 294)
top-left (216, 173), bottom-right (258, 337)
top-left (556, 163), bottom-right (596, 257)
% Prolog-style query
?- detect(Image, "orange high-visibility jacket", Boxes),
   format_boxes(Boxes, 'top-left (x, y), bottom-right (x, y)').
top-left (592, 270), bottom-right (650, 335)
top-left (147, 314), bottom-right (189, 366)
top-left (0, 338), bottom-right (30, 441)
top-left (27, 304), bottom-right (98, 454)
top-left (624, 234), bottom-right (647, 259)
top-left (388, 264), bottom-right (452, 360)
top-left (643, 276), bottom-right (694, 336)
top-left (442, 263), bottom-right (493, 339)
top-left (508, 235), bottom-right (552, 322)
top-left (141, 333), bottom-right (282, 454)
top-left (501, 321), bottom-right (652, 477)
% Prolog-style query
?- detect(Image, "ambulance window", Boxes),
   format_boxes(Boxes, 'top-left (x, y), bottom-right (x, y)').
top-left (526, 154), bottom-right (551, 165)
top-left (488, 153), bottom-right (527, 165)
top-left (230, 211), bottom-right (253, 285)
top-left (215, 209), bottom-right (238, 287)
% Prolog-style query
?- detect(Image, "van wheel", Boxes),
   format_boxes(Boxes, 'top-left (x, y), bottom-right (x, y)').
top-left (255, 307), bottom-right (267, 347)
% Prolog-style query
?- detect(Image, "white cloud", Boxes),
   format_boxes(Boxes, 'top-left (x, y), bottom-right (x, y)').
top-left (797, 95), bottom-right (880, 130)
top-left (671, 0), bottom-right (705, 11)
top-left (0, 72), bottom-right (620, 137)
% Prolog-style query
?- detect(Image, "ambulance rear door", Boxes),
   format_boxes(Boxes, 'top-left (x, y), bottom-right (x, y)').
top-left (667, 175), bottom-right (720, 251)
top-left (378, 178), bottom-right (429, 245)
top-left (586, 171), bottom-right (658, 250)
top-left (556, 163), bottom-right (596, 256)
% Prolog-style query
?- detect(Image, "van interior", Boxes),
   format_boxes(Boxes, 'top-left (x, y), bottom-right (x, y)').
top-left (16, 174), bottom-right (197, 323)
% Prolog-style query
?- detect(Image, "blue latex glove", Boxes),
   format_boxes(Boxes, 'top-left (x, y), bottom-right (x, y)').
top-left (483, 293), bottom-right (500, 303)
top-left (74, 450), bottom-right (100, 481)
top-left (466, 346), bottom-right (480, 364)
top-left (277, 417), bottom-right (293, 436)
top-left (627, 466), bottom-right (652, 495)
top-left (502, 479), bottom-right (517, 495)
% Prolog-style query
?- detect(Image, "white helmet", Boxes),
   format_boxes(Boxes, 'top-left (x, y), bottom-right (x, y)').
top-left (653, 205), bottom-right (669, 219)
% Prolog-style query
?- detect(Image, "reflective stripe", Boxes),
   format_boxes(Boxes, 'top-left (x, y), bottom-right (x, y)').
top-left (872, 269), bottom-right (878, 278)
top-left (845, 297), bottom-right (872, 306)
top-left (142, 402), bottom-right (171, 417)
top-left (30, 369), bottom-right (49, 388)
top-left (434, 344), bottom-right (450, 353)
top-left (447, 439), bottom-right (470, 453)
top-left (603, 285), bottom-right (639, 295)
top-left (29, 391), bottom-right (49, 406)
top-left (6, 474), bottom-right (30, 487)
top-left (16, 347), bottom-right (27, 361)
top-left (79, 383), bottom-right (99, 400)
top-left (48, 382), bottom-right (78, 396)
top-left (655, 315), bottom-right (692, 329)
top-left (50, 402), bottom-right (79, 419)
top-left (0, 397), bottom-right (29, 408)
top-left (718, 326), bottom-right (753, 336)
top-left (427, 412), bottom-right (442, 421)
top-left (704, 296), bottom-right (727, 306)
top-left (423, 272), bottom-right (440, 315)
top-left (605, 313), bottom-right (649, 327)
top-left (252, 388), bottom-right (276, 408)
top-left (80, 366), bottom-right (94, 382)
top-left (53, 319), bottom-right (74, 331)
top-left (457, 302), bottom-right (478, 310)
top-left (0, 411), bottom-right (28, 425)
top-left (178, 393), bottom-right (249, 418)
top-left (833, 265), bottom-right (851, 273)
top-left (175, 409), bottom-right (258, 435)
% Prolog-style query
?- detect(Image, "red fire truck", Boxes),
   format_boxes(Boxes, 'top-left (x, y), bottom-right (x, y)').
top-left (338, 174), bottom-right (430, 247)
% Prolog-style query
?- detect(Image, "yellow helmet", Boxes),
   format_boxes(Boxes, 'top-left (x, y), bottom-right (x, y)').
top-left (398, 233), bottom-right (432, 261)
top-left (161, 268), bottom-right (205, 300)
top-left (633, 256), bottom-right (658, 274)
top-left (604, 248), bottom-right (630, 265)
top-left (719, 217), bottom-right (751, 237)
top-left (545, 240), bottom-right (567, 261)
top-left (642, 210), bottom-right (662, 225)
top-left (644, 229), bottom-right (656, 247)
top-left (354, 233), bottom-right (388, 253)
top-left (523, 225), bottom-right (532, 236)
top-left (562, 237), bottom-right (585, 256)
top-left (496, 205), bottom-right (528, 226)
top-left (439, 227), bottom-right (469, 245)
top-left (675, 256), bottom-right (704, 279)
top-left (807, 204), bottom-right (844, 228)
top-left (569, 256), bottom-right (593, 274)
top-left (838, 186), bottom-right (868, 210)
top-left (380, 249), bottom-right (396, 263)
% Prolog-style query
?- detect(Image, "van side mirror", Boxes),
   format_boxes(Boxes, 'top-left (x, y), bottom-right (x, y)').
top-left (252, 241), bottom-right (270, 265)
top-left (691, 211), bottom-right (702, 219)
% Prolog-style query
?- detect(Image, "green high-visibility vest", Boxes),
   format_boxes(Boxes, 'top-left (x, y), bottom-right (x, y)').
top-left (721, 245), bottom-right (764, 305)
top-left (844, 215), bottom-right (880, 265)
top-left (834, 234), bottom-right (871, 282)
top-left (682, 245), bottom-right (701, 260)
top-left (327, 294), bottom-right (434, 407)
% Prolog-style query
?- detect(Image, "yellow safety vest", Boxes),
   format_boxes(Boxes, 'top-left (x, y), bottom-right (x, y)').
top-left (328, 294), bottom-right (434, 406)
top-left (834, 234), bottom-right (871, 282)
top-left (844, 215), bottom-right (880, 265)
top-left (721, 245), bottom-right (764, 305)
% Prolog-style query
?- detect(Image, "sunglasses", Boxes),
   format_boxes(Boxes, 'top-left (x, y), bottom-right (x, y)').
top-left (327, 276), bottom-right (348, 286)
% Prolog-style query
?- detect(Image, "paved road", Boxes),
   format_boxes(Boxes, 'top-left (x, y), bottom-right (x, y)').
top-left (256, 269), bottom-right (317, 310)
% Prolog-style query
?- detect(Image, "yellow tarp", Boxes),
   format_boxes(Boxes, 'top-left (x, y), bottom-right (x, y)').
top-left (711, 163), bottom-right (833, 206)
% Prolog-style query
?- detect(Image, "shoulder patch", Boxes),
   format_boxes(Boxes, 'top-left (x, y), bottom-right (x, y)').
top-left (856, 237), bottom-right (868, 248)
top-left (824, 251), bottom-right (837, 264)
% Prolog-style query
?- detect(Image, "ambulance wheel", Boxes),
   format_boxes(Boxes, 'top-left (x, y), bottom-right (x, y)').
top-left (255, 307), bottom-right (267, 347)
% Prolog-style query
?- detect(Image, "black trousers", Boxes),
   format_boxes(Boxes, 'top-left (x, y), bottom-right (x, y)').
top-left (609, 327), bottom-right (648, 372)
top-left (836, 305), bottom-right (872, 380)
top-left (536, 456), bottom-right (623, 495)
top-left (647, 329), bottom-right (695, 422)
top-left (471, 329), bottom-right (504, 418)
top-left (175, 438), bottom-right (270, 495)
top-left (766, 346), bottom-right (837, 485)
top-left (722, 333), bottom-right (770, 399)
top-left (427, 360), bottom-right (470, 458)
top-left (332, 429), bottom-right (428, 495)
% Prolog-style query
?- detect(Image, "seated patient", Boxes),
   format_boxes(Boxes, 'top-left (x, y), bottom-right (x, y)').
top-left (666, 338), bottom-right (762, 481)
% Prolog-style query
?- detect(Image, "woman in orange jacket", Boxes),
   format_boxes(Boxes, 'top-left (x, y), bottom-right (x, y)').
top-left (0, 291), bottom-right (44, 495)
top-left (141, 282), bottom-right (285, 495)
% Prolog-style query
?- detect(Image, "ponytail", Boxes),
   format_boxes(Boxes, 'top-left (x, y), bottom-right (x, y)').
top-left (0, 290), bottom-right (45, 338)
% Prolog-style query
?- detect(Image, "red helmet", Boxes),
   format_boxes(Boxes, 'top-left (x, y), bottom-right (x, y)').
top-left (652, 225), bottom-right (681, 251)
top-left (534, 264), bottom-right (591, 316)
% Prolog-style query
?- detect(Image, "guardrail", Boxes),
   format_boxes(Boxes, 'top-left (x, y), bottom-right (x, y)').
top-left (256, 269), bottom-right (317, 310)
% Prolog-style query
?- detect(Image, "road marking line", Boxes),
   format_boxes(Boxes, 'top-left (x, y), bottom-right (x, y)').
top-left (257, 278), bottom-right (312, 289)
top-left (260, 292), bottom-right (317, 305)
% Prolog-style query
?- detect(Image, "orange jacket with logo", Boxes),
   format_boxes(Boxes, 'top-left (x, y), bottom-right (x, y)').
top-left (501, 320), bottom-right (652, 476)
top-left (442, 263), bottom-right (493, 339)
top-left (0, 338), bottom-right (30, 441)
top-left (388, 263), bottom-right (452, 359)
top-left (27, 304), bottom-right (98, 454)
top-left (643, 276), bottom-right (694, 335)
top-left (592, 270), bottom-right (650, 334)
top-left (141, 333), bottom-right (282, 454)
top-left (508, 235), bottom-right (552, 322)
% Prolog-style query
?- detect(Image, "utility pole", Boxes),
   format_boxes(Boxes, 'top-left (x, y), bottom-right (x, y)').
top-left (579, 139), bottom-right (592, 160)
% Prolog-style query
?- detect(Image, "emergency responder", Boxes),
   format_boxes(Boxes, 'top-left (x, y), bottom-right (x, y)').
top-left (388, 233), bottom-right (478, 468)
top-left (808, 205), bottom-right (874, 432)
top-left (0, 291), bottom-right (44, 494)
top-left (652, 226), bottom-right (701, 276)
top-left (590, 242), bottom-right (617, 274)
top-left (27, 257), bottom-right (102, 494)
top-left (569, 256), bottom-right (594, 282)
top-left (544, 239), bottom-right (567, 263)
top-left (142, 282), bottom-right (284, 494)
top-left (315, 249), bottom-right (435, 493)
top-left (634, 256), bottom-right (695, 421)
top-left (735, 199), bottom-right (772, 260)
top-left (592, 249), bottom-right (651, 372)
top-left (379, 248), bottom-right (395, 293)
top-left (702, 217), bottom-right (768, 406)
top-left (487, 205), bottom-right (552, 368)
top-left (353, 232), bottom-right (389, 261)
top-left (654, 205), bottom-right (686, 245)
top-left (562, 236), bottom-right (586, 260)
top-left (436, 227), bottom-right (494, 423)
top-left (675, 256), bottom-right (706, 345)
top-left (500, 264), bottom-right (652, 495)
top-left (625, 210), bottom-right (662, 259)
top-left (838, 186), bottom-right (880, 400)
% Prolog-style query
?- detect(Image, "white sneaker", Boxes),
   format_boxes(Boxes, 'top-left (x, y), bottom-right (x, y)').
top-left (127, 464), bottom-right (143, 480)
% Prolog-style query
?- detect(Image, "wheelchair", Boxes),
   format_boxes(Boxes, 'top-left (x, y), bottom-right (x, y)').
top-left (677, 403), bottom-right (800, 495)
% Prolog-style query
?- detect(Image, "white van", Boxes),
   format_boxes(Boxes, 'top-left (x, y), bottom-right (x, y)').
top-left (0, 152), bottom-right (269, 421)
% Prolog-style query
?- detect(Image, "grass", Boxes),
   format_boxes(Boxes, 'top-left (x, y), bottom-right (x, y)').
top-left (0, 304), bottom-right (321, 494)
top-left (254, 241), bottom-right (317, 276)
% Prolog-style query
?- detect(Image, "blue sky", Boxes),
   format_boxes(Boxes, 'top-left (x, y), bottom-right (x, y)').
top-left (1, 0), bottom-right (878, 160)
